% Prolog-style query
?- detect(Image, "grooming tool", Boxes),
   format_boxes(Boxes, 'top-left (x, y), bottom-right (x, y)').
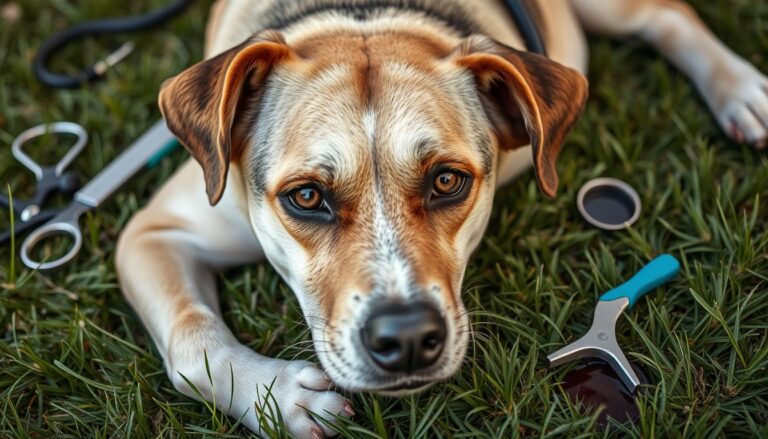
top-left (547, 254), bottom-right (680, 393)
top-left (15, 120), bottom-right (176, 270)
top-left (1, 122), bottom-right (87, 247)
top-left (577, 178), bottom-right (641, 231)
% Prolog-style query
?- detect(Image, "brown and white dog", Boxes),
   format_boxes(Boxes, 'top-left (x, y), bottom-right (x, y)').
top-left (116, 0), bottom-right (768, 436)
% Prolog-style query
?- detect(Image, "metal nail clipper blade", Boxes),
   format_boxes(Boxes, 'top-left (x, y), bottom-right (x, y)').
top-left (547, 254), bottom-right (681, 393)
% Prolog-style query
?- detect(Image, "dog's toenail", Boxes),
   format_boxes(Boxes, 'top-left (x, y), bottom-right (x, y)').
top-left (311, 426), bottom-right (324, 439)
top-left (344, 401), bottom-right (355, 416)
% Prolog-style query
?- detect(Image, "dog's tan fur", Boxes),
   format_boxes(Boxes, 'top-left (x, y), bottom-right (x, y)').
top-left (116, 1), bottom-right (768, 437)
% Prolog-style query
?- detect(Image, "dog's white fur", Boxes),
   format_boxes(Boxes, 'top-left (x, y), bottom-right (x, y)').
top-left (116, 0), bottom-right (768, 437)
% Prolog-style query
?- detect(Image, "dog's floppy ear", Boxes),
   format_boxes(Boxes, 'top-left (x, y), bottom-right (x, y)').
top-left (159, 32), bottom-right (292, 205)
top-left (454, 36), bottom-right (588, 197)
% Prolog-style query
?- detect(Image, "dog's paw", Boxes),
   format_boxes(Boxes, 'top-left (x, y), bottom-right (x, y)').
top-left (246, 361), bottom-right (354, 438)
top-left (703, 59), bottom-right (768, 149)
top-left (168, 341), bottom-right (352, 438)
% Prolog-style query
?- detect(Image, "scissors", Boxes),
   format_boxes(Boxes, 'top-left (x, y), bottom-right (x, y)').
top-left (1, 122), bottom-right (87, 247)
top-left (5, 120), bottom-right (177, 270)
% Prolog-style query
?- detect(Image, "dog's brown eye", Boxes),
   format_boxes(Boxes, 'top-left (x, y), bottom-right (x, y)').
top-left (289, 187), bottom-right (323, 210)
top-left (433, 171), bottom-right (465, 196)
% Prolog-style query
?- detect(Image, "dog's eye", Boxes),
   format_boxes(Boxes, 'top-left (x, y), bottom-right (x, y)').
top-left (433, 171), bottom-right (466, 197)
top-left (289, 186), bottom-right (324, 210)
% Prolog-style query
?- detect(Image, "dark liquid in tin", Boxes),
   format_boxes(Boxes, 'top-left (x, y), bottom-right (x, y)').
top-left (561, 359), bottom-right (646, 426)
top-left (582, 186), bottom-right (637, 225)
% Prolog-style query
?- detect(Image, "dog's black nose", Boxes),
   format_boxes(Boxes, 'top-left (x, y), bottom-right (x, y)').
top-left (361, 302), bottom-right (446, 373)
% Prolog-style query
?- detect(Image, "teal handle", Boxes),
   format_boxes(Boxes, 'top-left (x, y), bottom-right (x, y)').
top-left (147, 139), bottom-right (180, 168)
top-left (599, 254), bottom-right (681, 308)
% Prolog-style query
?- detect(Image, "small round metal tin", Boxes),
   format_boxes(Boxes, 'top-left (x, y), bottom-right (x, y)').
top-left (577, 178), bottom-right (641, 231)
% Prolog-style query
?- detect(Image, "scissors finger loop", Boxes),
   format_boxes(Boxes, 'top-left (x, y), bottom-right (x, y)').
top-left (12, 122), bottom-right (88, 180)
top-left (20, 220), bottom-right (83, 271)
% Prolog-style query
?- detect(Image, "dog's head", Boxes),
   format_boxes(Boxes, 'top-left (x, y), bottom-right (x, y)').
top-left (159, 29), bottom-right (586, 392)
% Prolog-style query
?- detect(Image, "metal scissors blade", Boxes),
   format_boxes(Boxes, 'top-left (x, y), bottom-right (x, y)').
top-left (0, 209), bottom-right (57, 247)
top-left (20, 120), bottom-right (176, 270)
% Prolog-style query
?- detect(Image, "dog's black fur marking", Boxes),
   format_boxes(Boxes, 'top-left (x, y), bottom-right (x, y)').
top-left (259, 0), bottom-right (480, 36)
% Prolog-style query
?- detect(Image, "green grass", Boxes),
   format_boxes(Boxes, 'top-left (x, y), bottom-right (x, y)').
top-left (1, 0), bottom-right (768, 437)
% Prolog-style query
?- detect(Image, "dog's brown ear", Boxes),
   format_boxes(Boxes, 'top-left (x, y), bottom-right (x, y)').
top-left (159, 33), bottom-right (292, 205)
top-left (454, 36), bottom-right (588, 197)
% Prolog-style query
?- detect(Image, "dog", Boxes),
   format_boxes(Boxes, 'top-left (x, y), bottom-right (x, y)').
top-left (115, 0), bottom-right (768, 436)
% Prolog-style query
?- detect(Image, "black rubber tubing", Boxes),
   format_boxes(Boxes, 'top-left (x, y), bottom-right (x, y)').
top-left (33, 0), bottom-right (195, 89)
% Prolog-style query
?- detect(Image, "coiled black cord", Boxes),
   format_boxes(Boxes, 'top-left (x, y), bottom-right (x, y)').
top-left (33, 0), bottom-right (195, 89)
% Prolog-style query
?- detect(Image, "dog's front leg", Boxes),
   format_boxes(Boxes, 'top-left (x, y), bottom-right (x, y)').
top-left (116, 161), bottom-right (351, 438)
top-left (572, 0), bottom-right (768, 147)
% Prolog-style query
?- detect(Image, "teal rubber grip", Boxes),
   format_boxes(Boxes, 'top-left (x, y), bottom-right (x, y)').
top-left (147, 139), bottom-right (180, 168)
top-left (599, 254), bottom-right (681, 308)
